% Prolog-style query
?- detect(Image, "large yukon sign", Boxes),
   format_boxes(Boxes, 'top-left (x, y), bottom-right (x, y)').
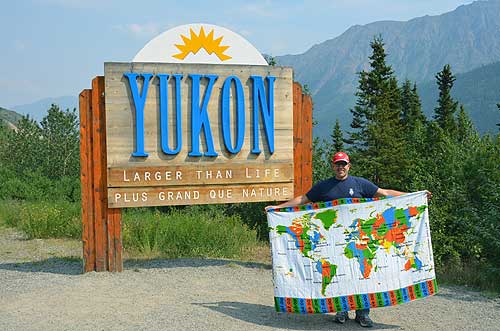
top-left (104, 24), bottom-right (294, 208)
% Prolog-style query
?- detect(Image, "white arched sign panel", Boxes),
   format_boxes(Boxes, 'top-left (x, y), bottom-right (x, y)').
top-left (133, 23), bottom-right (268, 65)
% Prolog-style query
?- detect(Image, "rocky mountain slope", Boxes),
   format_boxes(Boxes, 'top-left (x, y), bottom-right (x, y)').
top-left (276, 0), bottom-right (500, 136)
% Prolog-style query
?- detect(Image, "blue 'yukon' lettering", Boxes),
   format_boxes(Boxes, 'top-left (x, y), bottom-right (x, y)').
top-left (221, 76), bottom-right (245, 153)
top-left (251, 75), bottom-right (275, 154)
top-left (126, 72), bottom-right (277, 158)
top-left (124, 73), bottom-right (153, 157)
top-left (189, 74), bottom-right (218, 157)
top-left (158, 74), bottom-right (183, 155)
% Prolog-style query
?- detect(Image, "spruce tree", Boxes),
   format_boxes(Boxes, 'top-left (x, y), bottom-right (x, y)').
top-left (400, 80), bottom-right (427, 191)
top-left (331, 119), bottom-right (344, 153)
top-left (401, 80), bottom-right (426, 128)
top-left (348, 36), bottom-right (406, 187)
top-left (348, 36), bottom-right (394, 149)
top-left (434, 64), bottom-right (458, 133)
top-left (456, 105), bottom-right (478, 145)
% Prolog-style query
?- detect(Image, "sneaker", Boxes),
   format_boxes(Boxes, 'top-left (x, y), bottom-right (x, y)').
top-left (354, 314), bottom-right (373, 328)
top-left (334, 311), bottom-right (349, 324)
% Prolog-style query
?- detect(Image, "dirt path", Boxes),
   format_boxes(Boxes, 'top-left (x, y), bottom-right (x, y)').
top-left (0, 226), bottom-right (499, 331)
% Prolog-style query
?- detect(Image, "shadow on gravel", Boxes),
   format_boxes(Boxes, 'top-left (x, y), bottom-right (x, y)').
top-left (195, 301), bottom-right (400, 330)
top-left (0, 257), bottom-right (270, 275)
top-left (0, 257), bottom-right (82, 275)
top-left (124, 258), bottom-right (272, 270)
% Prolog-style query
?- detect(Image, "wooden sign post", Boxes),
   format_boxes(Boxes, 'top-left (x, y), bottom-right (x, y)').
top-left (79, 24), bottom-right (312, 272)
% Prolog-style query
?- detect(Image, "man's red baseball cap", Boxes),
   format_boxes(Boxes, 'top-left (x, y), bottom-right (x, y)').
top-left (332, 151), bottom-right (350, 163)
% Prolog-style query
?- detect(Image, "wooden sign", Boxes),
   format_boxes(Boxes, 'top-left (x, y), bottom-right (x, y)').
top-left (80, 23), bottom-right (312, 272)
top-left (104, 63), bottom-right (294, 208)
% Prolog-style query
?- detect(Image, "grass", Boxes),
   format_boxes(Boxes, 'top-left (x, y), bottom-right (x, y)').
top-left (122, 206), bottom-right (267, 261)
top-left (0, 200), bottom-right (269, 262)
top-left (436, 259), bottom-right (500, 295)
top-left (0, 200), bottom-right (81, 239)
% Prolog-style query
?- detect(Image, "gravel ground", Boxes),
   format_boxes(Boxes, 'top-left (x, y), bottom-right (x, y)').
top-left (0, 226), bottom-right (499, 331)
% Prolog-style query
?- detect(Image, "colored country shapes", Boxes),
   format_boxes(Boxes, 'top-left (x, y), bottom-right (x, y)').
top-left (316, 259), bottom-right (338, 296)
top-left (404, 255), bottom-right (423, 271)
top-left (314, 209), bottom-right (338, 230)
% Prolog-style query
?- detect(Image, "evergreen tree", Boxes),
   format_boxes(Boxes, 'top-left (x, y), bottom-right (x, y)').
top-left (312, 137), bottom-right (331, 184)
top-left (456, 105), bottom-right (479, 145)
top-left (348, 36), bottom-right (407, 187)
top-left (348, 36), bottom-right (394, 149)
top-left (401, 80), bottom-right (426, 127)
top-left (331, 119), bottom-right (344, 153)
top-left (434, 64), bottom-right (459, 133)
top-left (264, 55), bottom-right (276, 66)
top-left (399, 80), bottom-right (428, 191)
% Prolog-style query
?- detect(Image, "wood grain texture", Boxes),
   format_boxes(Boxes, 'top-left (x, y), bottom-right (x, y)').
top-left (292, 83), bottom-right (313, 197)
top-left (104, 63), bottom-right (293, 168)
top-left (79, 65), bottom-right (311, 272)
top-left (91, 76), bottom-right (108, 272)
top-left (293, 82), bottom-right (304, 197)
top-left (108, 163), bottom-right (293, 187)
top-left (79, 89), bottom-right (95, 272)
top-left (301, 93), bottom-right (313, 195)
top-left (108, 182), bottom-right (294, 208)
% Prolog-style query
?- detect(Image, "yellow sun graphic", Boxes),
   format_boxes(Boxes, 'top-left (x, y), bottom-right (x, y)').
top-left (173, 27), bottom-right (232, 61)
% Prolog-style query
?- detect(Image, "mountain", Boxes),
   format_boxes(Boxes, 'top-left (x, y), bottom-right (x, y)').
top-left (276, 0), bottom-right (500, 136)
top-left (11, 96), bottom-right (77, 122)
top-left (0, 107), bottom-right (23, 130)
top-left (419, 61), bottom-right (500, 134)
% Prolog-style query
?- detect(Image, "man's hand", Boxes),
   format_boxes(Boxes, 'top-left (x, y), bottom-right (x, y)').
top-left (425, 190), bottom-right (432, 201)
top-left (264, 195), bottom-right (311, 212)
top-left (265, 205), bottom-right (278, 212)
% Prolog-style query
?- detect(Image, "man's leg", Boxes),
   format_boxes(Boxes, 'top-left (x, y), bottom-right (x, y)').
top-left (334, 311), bottom-right (349, 324)
top-left (354, 309), bottom-right (373, 328)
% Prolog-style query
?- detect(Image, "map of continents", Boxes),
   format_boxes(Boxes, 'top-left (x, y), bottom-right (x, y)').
top-left (275, 210), bottom-right (338, 295)
top-left (344, 205), bottom-right (427, 279)
top-left (274, 204), bottom-right (427, 296)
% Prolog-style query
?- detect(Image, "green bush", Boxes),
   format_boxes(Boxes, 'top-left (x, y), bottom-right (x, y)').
top-left (0, 200), bottom-right (81, 239)
top-left (122, 206), bottom-right (263, 259)
top-left (437, 259), bottom-right (500, 294)
top-left (224, 202), bottom-right (269, 240)
top-left (0, 168), bottom-right (80, 202)
top-left (0, 200), bottom-right (21, 227)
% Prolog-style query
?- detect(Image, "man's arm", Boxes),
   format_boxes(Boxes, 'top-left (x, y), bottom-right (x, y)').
top-left (265, 195), bottom-right (311, 211)
top-left (375, 188), bottom-right (432, 200)
top-left (374, 188), bottom-right (407, 197)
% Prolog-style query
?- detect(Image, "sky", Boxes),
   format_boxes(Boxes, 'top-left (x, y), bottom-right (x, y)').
top-left (1, 0), bottom-right (474, 107)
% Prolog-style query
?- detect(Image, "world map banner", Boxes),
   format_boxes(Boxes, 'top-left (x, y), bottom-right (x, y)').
top-left (266, 191), bottom-right (437, 313)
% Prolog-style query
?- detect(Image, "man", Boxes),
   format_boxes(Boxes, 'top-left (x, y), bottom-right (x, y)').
top-left (266, 151), bottom-right (431, 328)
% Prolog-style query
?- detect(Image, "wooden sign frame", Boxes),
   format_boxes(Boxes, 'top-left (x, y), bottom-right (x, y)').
top-left (79, 76), bottom-right (312, 272)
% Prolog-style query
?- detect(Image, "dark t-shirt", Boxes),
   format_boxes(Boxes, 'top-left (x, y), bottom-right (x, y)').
top-left (306, 176), bottom-right (379, 202)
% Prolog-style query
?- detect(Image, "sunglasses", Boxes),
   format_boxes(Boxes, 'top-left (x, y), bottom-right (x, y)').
top-left (333, 161), bottom-right (348, 167)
